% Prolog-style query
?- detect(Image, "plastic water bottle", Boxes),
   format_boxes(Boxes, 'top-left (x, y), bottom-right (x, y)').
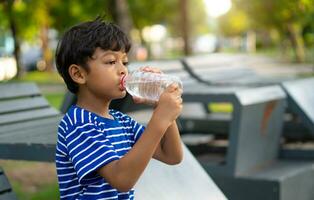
top-left (120, 70), bottom-right (183, 101)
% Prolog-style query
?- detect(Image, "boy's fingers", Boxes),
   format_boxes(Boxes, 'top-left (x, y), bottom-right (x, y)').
top-left (132, 96), bottom-right (144, 104)
top-left (165, 83), bottom-right (181, 93)
top-left (139, 66), bottom-right (162, 74)
top-left (165, 83), bottom-right (178, 92)
top-left (132, 96), bottom-right (157, 106)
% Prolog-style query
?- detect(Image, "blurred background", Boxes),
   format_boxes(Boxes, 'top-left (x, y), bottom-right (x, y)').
top-left (0, 0), bottom-right (314, 199)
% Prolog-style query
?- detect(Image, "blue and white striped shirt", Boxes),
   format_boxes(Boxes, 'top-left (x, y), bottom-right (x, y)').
top-left (56, 105), bottom-right (145, 200)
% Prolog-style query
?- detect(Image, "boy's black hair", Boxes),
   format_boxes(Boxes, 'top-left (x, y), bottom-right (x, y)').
top-left (55, 17), bottom-right (131, 93)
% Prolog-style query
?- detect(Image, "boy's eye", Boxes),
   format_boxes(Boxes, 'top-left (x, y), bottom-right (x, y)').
top-left (105, 60), bottom-right (116, 65)
top-left (123, 62), bottom-right (129, 66)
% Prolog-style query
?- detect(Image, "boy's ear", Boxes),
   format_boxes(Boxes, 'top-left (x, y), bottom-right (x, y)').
top-left (68, 64), bottom-right (87, 84)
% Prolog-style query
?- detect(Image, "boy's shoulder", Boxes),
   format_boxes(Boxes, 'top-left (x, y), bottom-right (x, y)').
top-left (58, 105), bottom-right (132, 131)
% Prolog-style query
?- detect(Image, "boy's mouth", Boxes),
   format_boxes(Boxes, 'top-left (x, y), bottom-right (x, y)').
top-left (119, 75), bottom-right (126, 91)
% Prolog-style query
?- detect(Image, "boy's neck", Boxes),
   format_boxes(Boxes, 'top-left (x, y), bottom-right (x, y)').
top-left (76, 92), bottom-right (112, 119)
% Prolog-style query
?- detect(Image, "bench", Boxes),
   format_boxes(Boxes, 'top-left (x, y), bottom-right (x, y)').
top-left (279, 77), bottom-right (314, 159)
top-left (0, 83), bottom-right (62, 162)
top-left (0, 82), bottom-right (62, 199)
top-left (181, 53), bottom-right (295, 86)
top-left (180, 84), bottom-right (314, 200)
top-left (58, 59), bottom-right (314, 199)
top-left (0, 167), bottom-right (17, 200)
top-left (0, 82), bottom-right (227, 199)
top-left (135, 145), bottom-right (226, 200)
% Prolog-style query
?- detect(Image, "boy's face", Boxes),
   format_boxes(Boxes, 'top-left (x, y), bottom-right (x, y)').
top-left (81, 48), bottom-right (129, 101)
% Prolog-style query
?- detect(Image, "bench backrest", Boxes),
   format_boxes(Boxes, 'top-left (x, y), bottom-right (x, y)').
top-left (0, 167), bottom-right (17, 200)
top-left (128, 59), bottom-right (200, 86)
top-left (182, 54), bottom-right (258, 85)
top-left (0, 83), bottom-right (61, 161)
top-left (281, 77), bottom-right (314, 135)
top-left (0, 83), bottom-right (60, 126)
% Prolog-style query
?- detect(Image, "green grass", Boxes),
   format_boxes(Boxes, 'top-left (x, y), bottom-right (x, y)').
top-left (17, 71), bottom-right (63, 84)
top-left (10, 71), bottom-right (66, 109)
top-left (256, 47), bottom-right (314, 63)
top-left (43, 92), bottom-right (64, 109)
top-left (0, 160), bottom-right (59, 200)
top-left (209, 103), bottom-right (233, 113)
top-left (12, 182), bottom-right (59, 200)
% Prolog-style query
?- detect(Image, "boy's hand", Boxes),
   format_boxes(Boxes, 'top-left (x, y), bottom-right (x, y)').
top-left (132, 96), bottom-right (157, 106)
top-left (153, 83), bottom-right (183, 126)
top-left (139, 66), bottom-right (162, 74)
top-left (131, 66), bottom-right (162, 106)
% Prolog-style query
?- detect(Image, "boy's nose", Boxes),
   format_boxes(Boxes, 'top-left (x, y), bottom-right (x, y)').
top-left (118, 63), bottom-right (127, 75)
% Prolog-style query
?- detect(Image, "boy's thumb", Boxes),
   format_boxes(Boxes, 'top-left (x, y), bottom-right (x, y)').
top-left (165, 83), bottom-right (177, 92)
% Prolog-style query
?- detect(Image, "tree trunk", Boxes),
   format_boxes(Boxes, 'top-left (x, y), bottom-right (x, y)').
top-left (110, 0), bottom-right (135, 59)
top-left (40, 24), bottom-right (53, 71)
top-left (180, 0), bottom-right (191, 55)
top-left (4, 0), bottom-right (23, 77)
top-left (111, 0), bottom-right (133, 38)
top-left (246, 30), bottom-right (256, 53)
top-left (286, 24), bottom-right (305, 63)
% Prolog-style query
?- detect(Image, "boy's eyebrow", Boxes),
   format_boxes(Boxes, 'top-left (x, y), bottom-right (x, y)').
top-left (101, 51), bottom-right (127, 59)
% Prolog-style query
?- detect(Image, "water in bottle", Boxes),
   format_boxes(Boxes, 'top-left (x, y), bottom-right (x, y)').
top-left (120, 70), bottom-right (183, 101)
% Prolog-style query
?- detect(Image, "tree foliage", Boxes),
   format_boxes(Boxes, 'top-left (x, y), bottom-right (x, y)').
top-left (0, 0), bottom-right (209, 74)
top-left (128, 0), bottom-right (207, 37)
top-left (217, 5), bottom-right (250, 36)
top-left (233, 0), bottom-right (314, 62)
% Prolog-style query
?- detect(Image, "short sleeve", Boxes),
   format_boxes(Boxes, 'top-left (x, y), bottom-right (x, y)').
top-left (65, 123), bottom-right (119, 185)
top-left (125, 115), bottom-right (145, 144)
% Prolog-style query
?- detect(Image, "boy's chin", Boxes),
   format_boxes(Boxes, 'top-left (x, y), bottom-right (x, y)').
top-left (115, 91), bottom-right (127, 99)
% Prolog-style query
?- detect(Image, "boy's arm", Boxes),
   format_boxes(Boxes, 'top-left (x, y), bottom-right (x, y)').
top-left (152, 121), bottom-right (183, 165)
top-left (97, 84), bottom-right (182, 192)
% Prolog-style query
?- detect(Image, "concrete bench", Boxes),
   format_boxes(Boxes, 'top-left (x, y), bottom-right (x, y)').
top-left (279, 77), bottom-right (314, 159)
top-left (281, 77), bottom-right (314, 136)
top-left (181, 84), bottom-right (314, 200)
top-left (135, 145), bottom-right (226, 200)
top-left (0, 167), bottom-right (17, 200)
top-left (181, 54), bottom-right (294, 86)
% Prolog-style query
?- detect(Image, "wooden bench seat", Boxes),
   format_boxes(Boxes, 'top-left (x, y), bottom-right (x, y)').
top-left (0, 83), bottom-right (62, 162)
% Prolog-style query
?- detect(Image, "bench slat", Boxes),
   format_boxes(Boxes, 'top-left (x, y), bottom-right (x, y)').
top-left (0, 174), bottom-right (11, 193)
top-left (0, 143), bottom-right (56, 162)
top-left (0, 83), bottom-right (40, 100)
top-left (0, 107), bottom-right (60, 125)
top-left (0, 122), bottom-right (58, 145)
top-left (129, 60), bottom-right (184, 72)
top-left (0, 192), bottom-right (17, 200)
top-left (0, 96), bottom-right (50, 114)
top-left (0, 116), bottom-right (61, 134)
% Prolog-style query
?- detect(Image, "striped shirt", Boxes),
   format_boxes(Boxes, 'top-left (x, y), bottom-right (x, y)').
top-left (56, 105), bottom-right (145, 200)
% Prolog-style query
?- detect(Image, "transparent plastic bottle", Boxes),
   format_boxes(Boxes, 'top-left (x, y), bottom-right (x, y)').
top-left (120, 70), bottom-right (183, 101)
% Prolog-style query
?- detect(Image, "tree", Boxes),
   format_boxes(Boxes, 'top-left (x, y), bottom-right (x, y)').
top-left (128, 0), bottom-right (208, 56)
top-left (0, 0), bottom-right (22, 76)
top-left (234, 0), bottom-right (314, 62)
top-left (217, 6), bottom-right (249, 37)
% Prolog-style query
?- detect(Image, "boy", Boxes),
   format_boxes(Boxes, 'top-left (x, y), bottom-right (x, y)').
top-left (55, 17), bottom-right (183, 199)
